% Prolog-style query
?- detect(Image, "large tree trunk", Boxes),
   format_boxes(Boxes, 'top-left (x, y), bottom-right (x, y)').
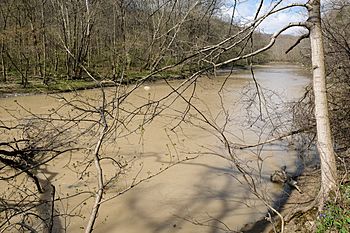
top-left (308, 0), bottom-right (337, 206)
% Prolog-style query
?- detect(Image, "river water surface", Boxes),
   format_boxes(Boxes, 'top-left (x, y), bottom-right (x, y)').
top-left (0, 64), bottom-right (310, 233)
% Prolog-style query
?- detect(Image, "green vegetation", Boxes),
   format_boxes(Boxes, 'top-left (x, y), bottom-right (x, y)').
top-left (316, 184), bottom-right (350, 233)
top-left (0, 69), bottom-right (187, 96)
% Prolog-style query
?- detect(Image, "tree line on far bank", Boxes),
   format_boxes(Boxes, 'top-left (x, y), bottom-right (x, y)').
top-left (0, 0), bottom-right (304, 88)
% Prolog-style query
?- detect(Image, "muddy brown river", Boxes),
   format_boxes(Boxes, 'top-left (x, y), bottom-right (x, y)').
top-left (0, 64), bottom-right (310, 233)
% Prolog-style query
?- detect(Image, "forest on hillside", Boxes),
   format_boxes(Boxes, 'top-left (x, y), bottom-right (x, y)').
top-left (0, 0), bottom-right (304, 90)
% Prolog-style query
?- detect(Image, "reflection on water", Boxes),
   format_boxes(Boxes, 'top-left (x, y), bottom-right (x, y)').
top-left (0, 64), bottom-right (310, 233)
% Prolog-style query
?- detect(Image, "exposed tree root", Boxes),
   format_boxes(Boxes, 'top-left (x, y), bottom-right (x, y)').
top-left (284, 198), bottom-right (318, 222)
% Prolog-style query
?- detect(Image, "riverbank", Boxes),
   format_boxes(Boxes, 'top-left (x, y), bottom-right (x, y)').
top-left (240, 164), bottom-right (320, 233)
top-left (271, 167), bottom-right (321, 233)
top-left (0, 64), bottom-right (269, 98)
top-left (0, 70), bottom-right (187, 98)
top-left (241, 149), bottom-right (350, 233)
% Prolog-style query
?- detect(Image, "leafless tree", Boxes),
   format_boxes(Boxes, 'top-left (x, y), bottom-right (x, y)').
top-left (0, 0), bottom-right (342, 232)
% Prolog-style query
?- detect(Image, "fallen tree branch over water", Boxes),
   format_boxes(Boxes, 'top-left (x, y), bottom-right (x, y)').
top-left (235, 126), bottom-right (314, 150)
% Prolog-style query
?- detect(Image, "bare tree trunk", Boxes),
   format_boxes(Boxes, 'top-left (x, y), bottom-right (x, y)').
top-left (308, 0), bottom-right (337, 206)
top-left (112, 3), bottom-right (117, 80)
top-left (119, 0), bottom-right (128, 72)
top-left (85, 0), bottom-right (90, 68)
top-left (0, 6), bottom-right (7, 83)
top-left (30, 22), bottom-right (40, 77)
top-left (1, 38), bottom-right (6, 82)
top-left (41, 0), bottom-right (47, 84)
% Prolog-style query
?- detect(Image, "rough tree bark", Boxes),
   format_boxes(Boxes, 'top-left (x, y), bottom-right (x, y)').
top-left (307, 0), bottom-right (337, 206)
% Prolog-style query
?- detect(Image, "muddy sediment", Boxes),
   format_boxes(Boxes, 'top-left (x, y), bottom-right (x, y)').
top-left (0, 64), bottom-right (312, 233)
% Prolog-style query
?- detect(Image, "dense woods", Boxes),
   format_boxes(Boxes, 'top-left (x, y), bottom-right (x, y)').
top-left (323, 3), bottom-right (350, 152)
top-left (0, 0), bottom-right (225, 83)
top-left (0, 0), bottom-right (302, 92)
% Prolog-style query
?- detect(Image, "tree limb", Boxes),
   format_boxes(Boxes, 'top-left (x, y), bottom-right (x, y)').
top-left (236, 126), bottom-right (314, 150)
top-left (285, 32), bottom-right (310, 54)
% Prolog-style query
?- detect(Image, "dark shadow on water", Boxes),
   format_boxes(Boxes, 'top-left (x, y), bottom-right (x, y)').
top-left (37, 166), bottom-right (64, 233)
top-left (240, 184), bottom-right (294, 233)
top-left (102, 143), bottom-right (318, 233)
top-left (241, 147), bottom-right (319, 233)
top-left (105, 151), bottom-right (283, 233)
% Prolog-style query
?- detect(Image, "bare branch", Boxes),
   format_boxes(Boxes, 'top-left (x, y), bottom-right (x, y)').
top-left (237, 126), bottom-right (314, 150)
top-left (285, 32), bottom-right (310, 54)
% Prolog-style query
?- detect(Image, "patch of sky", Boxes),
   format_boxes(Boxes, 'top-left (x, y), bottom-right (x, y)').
top-left (219, 0), bottom-right (309, 35)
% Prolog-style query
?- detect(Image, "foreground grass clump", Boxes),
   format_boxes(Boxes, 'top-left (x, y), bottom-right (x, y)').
top-left (316, 184), bottom-right (350, 233)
